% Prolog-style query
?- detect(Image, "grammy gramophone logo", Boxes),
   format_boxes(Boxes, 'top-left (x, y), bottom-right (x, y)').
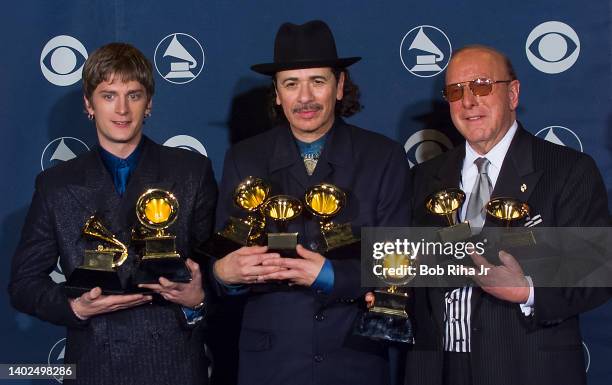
top-left (154, 33), bottom-right (205, 84)
top-left (400, 25), bottom-right (452, 78)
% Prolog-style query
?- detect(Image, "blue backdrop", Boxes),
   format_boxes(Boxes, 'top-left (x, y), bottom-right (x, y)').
top-left (1, 1), bottom-right (610, 384)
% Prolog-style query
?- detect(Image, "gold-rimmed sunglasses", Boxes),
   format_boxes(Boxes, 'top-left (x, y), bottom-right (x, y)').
top-left (442, 77), bottom-right (512, 102)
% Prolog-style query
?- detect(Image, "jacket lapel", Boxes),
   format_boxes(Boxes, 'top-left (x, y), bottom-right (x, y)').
top-left (268, 126), bottom-right (310, 190)
top-left (488, 124), bottom-right (543, 225)
top-left (65, 148), bottom-right (119, 220)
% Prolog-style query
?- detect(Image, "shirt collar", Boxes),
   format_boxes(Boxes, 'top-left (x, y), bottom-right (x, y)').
top-left (99, 136), bottom-right (144, 173)
top-left (463, 120), bottom-right (518, 176)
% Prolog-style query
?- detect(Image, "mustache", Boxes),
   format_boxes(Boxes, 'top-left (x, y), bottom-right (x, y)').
top-left (292, 103), bottom-right (323, 113)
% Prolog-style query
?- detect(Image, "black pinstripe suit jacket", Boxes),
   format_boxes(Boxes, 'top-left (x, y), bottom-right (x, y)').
top-left (405, 124), bottom-right (611, 385)
top-left (9, 137), bottom-right (217, 385)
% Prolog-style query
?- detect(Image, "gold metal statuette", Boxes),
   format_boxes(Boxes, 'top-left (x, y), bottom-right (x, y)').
top-left (132, 189), bottom-right (191, 284)
top-left (426, 188), bottom-right (472, 242)
top-left (304, 183), bottom-right (359, 255)
top-left (65, 215), bottom-right (128, 297)
top-left (354, 252), bottom-right (415, 343)
top-left (200, 176), bottom-right (271, 259)
top-left (486, 197), bottom-right (536, 247)
top-left (261, 195), bottom-right (302, 257)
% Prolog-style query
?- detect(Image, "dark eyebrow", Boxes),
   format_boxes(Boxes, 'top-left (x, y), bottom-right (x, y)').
top-left (279, 74), bottom-right (330, 84)
top-left (280, 77), bottom-right (298, 84)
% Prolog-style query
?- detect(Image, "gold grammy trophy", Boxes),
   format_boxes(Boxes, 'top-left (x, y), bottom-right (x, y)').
top-left (132, 189), bottom-right (191, 284)
top-left (201, 176), bottom-right (271, 258)
top-left (486, 197), bottom-right (536, 248)
top-left (261, 195), bottom-right (302, 257)
top-left (304, 183), bottom-right (359, 257)
top-left (426, 188), bottom-right (472, 242)
top-left (65, 215), bottom-right (129, 298)
top-left (354, 252), bottom-right (415, 343)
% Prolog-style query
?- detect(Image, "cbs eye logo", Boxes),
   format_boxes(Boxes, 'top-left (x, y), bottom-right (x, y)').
top-left (526, 21), bottom-right (580, 74)
top-left (40, 35), bottom-right (88, 86)
top-left (404, 129), bottom-right (453, 168)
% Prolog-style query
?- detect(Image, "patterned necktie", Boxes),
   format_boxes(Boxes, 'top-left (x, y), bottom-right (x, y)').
top-left (116, 161), bottom-right (130, 196)
top-left (465, 157), bottom-right (492, 230)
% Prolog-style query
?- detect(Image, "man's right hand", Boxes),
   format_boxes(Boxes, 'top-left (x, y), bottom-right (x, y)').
top-left (69, 287), bottom-right (152, 320)
top-left (213, 245), bottom-right (283, 285)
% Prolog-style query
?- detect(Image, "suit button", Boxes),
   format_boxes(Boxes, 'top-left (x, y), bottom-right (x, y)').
top-left (314, 313), bottom-right (325, 321)
top-left (472, 327), bottom-right (480, 332)
top-left (314, 354), bottom-right (324, 363)
top-left (309, 241), bottom-right (320, 251)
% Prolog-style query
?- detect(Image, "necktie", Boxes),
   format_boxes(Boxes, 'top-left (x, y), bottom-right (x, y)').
top-left (116, 161), bottom-right (130, 196)
top-left (465, 157), bottom-right (492, 230)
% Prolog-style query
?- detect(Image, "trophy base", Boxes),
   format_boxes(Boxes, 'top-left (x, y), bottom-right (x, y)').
top-left (267, 232), bottom-right (298, 257)
top-left (500, 230), bottom-right (536, 248)
top-left (353, 310), bottom-right (413, 343)
top-left (199, 233), bottom-right (246, 259)
top-left (134, 257), bottom-right (192, 284)
top-left (324, 239), bottom-right (361, 260)
top-left (64, 267), bottom-right (125, 298)
top-left (438, 222), bottom-right (472, 243)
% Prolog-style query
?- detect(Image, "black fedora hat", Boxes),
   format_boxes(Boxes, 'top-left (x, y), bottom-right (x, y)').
top-left (251, 20), bottom-right (361, 75)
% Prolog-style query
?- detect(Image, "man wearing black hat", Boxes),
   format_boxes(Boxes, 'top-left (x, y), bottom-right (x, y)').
top-left (211, 20), bottom-right (411, 385)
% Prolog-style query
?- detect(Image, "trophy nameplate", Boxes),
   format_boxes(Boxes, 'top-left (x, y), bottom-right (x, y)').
top-left (304, 183), bottom-right (359, 259)
top-left (426, 188), bottom-right (472, 243)
top-left (486, 197), bottom-right (535, 248)
top-left (201, 176), bottom-right (270, 258)
top-left (65, 215), bottom-right (128, 298)
top-left (354, 252), bottom-right (414, 343)
top-left (132, 189), bottom-right (191, 284)
top-left (261, 195), bottom-right (302, 257)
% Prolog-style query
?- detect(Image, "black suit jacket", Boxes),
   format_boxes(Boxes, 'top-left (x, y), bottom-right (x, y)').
top-left (9, 137), bottom-right (217, 385)
top-left (212, 119), bottom-right (411, 385)
top-left (405, 125), bottom-right (611, 385)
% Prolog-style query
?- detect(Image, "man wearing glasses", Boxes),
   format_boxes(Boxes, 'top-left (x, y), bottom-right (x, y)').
top-left (404, 45), bottom-right (610, 385)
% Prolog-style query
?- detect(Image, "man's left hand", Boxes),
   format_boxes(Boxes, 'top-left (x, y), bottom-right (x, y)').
top-left (260, 244), bottom-right (325, 286)
top-left (470, 250), bottom-right (530, 303)
top-left (139, 258), bottom-right (205, 308)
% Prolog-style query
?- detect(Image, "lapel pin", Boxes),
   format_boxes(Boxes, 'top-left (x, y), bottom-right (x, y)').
top-left (520, 183), bottom-right (527, 193)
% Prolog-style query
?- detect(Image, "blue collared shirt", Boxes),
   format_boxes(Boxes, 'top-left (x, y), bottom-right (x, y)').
top-left (98, 139), bottom-right (143, 196)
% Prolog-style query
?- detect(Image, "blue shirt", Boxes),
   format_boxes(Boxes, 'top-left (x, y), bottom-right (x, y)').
top-left (98, 139), bottom-right (143, 196)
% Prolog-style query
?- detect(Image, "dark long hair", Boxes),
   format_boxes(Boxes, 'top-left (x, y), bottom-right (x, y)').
top-left (268, 68), bottom-right (362, 123)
